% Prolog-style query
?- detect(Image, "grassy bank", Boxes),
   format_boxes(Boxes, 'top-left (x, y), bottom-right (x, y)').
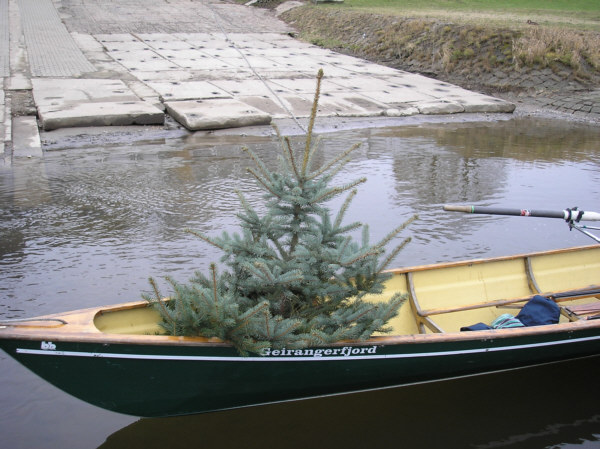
top-left (329, 0), bottom-right (600, 31)
top-left (273, 1), bottom-right (600, 92)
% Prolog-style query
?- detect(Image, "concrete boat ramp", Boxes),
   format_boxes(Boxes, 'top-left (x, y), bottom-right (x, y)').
top-left (1, 0), bottom-right (515, 158)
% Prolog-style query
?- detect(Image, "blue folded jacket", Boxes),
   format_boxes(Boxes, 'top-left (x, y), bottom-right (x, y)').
top-left (516, 295), bottom-right (560, 326)
top-left (461, 295), bottom-right (560, 331)
top-left (460, 322), bottom-right (492, 331)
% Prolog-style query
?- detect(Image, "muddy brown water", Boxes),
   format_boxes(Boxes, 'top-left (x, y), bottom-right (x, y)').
top-left (1, 117), bottom-right (599, 448)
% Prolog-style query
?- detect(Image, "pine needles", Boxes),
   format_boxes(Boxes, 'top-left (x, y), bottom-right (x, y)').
top-left (145, 70), bottom-right (417, 355)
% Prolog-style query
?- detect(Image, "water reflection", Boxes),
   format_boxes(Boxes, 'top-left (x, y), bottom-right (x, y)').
top-left (97, 356), bottom-right (600, 449)
top-left (0, 117), bottom-right (599, 449)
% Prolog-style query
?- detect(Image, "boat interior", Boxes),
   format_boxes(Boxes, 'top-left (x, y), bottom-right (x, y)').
top-left (93, 246), bottom-right (600, 337)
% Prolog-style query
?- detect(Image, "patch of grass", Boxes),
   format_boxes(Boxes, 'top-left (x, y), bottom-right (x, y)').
top-left (317, 0), bottom-right (600, 31)
top-left (282, 3), bottom-right (600, 83)
top-left (341, 0), bottom-right (599, 13)
top-left (514, 27), bottom-right (600, 75)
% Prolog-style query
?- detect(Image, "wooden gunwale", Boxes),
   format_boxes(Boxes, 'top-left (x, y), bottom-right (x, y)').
top-left (1, 300), bottom-right (599, 348)
top-left (384, 244), bottom-right (598, 275)
top-left (1, 244), bottom-right (598, 348)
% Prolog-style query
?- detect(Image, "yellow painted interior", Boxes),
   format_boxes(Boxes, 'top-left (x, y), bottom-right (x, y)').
top-left (413, 259), bottom-right (531, 309)
top-left (94, 306), bottom-right (165, 335)
top-left (94, 247), bottom-right (600, 337)
top-left (367, 273), bottom-right (420, 336)
top-left (530, 247), bottom-right (600, 292)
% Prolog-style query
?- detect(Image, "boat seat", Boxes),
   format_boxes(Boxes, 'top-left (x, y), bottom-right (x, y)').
top-left (563, 302), bottom-right (600, 320)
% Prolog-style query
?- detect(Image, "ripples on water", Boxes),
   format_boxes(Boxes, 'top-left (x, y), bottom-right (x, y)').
top-left (1, 117), bottom-right (599, 448)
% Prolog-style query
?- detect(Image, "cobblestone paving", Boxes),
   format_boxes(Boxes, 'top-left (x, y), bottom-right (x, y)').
top-left (17, 0), bottom-right (95, 76)
top-left (529, 89), bottom-right (600, 121)
top-left (0, 0), bottom-right (9, 77)
top-left (483, 67), bottom-right (600, 122)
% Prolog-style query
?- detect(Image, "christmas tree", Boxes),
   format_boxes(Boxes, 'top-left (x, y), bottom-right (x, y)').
top-left (145, 70), bottom-right (416, 355)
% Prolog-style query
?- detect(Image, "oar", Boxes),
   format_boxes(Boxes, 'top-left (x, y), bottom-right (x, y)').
top-left (443, 205), bottom-right (600, 243)
top-left (443, 205), bottom-right (600, 222)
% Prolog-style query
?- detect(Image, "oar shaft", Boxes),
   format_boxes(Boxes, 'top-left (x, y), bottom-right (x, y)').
top-left (443, 205), bottom-right (600, 221)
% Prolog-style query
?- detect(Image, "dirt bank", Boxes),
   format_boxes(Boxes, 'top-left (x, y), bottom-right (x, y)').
top-left (269, 2), bottom-right (600, 123)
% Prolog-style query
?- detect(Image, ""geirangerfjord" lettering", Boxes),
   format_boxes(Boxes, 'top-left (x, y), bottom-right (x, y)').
top-left (262, 346), bottom-right (378, 358)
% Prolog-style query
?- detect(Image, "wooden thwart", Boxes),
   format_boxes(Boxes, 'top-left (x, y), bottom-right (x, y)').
top-left (420, 288), bottom-right (600, 318)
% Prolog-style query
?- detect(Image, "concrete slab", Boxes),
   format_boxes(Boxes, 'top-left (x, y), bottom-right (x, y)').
top-left (330, 75), bottom-right (418, 93)
top-left (126, 80), bottom-right (164, 109)
top-left (147, 81), bottom-right (231, 101)
top-left (210, 79), bottom-right (295, 98)
top-left (227, 37), bottom-right (278, 50)
top-left (31, 79), bottom-right (164, 130)
top-left (416, 100), bottom-right (465, 115)
top-left (342, 63), bottom-right (400, 76)
top-left (219, 56), bottom-right (283, 70)
top-left (174, 33), bottom-right (233, 49)
top-left (94, 34), bottom-right (143, 43)
top-left (248, 47), bottom-right (305, 58)
top-left (314, 92), bottom-right (387, 117)
top-left (165, 57), bottom-right (233, 71)
top-left (38, 101), bottom-right (165, 130)
top-left (359, 89), bottom-right (436, 104)
top-left (138, 35), bottom-right (195, 51)
top-left (154, 49), bottom-right (213, 60)
top-left (165, 98), bottom-right (271, 130)
top-left (259, 56), bottom-right (328, 72)
top-left (237, 95), bottom-right (288, 117)
top-left (10, 0), bottom-right (516, 135)
top-left (102, 41), bottom-right (152, 52)
top-left (269, 77), bottom-right (349, 94)
top-left (71, 33), bottom-right (106, 53)
top-left (108, 50), bottom-right (181, 71)
top-left (444, 93), bottom-right (516, 113)
top-left (278, 95), bottom-right (316, 118)
top-left (331, 77), bottom-right (437, 104)
top-left (133, 70), bottom-right (195, 83)
top-left (197, 47), bottom-right (245, 58)
top-left (32, 79), bottom-right (140, 106)
top-left (274, 65), bottom-right (352, 78)
top-left (12, 116), bottom-right (42, 157)
top-left (384, 106), bottom-right (420, 117)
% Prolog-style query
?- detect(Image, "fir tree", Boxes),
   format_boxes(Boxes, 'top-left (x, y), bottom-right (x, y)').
top-left (145, 69), bottom-right (417, 355)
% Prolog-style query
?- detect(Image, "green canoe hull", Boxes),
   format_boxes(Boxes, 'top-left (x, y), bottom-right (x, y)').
top-left (2, 245), bottom-right (599, 417)
top-left (1, 327), bottom-right (599, 417)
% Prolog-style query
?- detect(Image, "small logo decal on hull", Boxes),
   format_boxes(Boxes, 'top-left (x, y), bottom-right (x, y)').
top-left (41, 341), bottom-right (56, 350)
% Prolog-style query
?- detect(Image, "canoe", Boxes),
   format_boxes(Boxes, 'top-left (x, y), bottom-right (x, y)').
top-left (1, 245), bottom-right (599, 417)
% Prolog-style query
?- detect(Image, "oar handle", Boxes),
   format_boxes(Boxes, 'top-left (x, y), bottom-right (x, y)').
top-left (443, 205), bottom-right (600, 222)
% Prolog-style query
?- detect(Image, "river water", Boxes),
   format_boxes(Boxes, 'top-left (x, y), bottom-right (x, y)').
top-left (0, 117), bottom-right (599, 448)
